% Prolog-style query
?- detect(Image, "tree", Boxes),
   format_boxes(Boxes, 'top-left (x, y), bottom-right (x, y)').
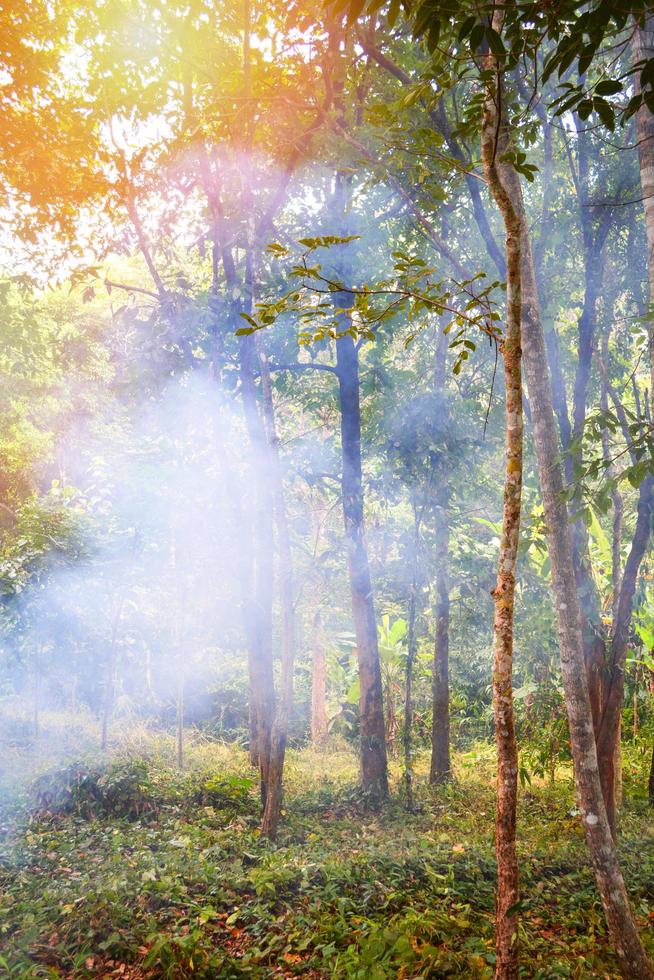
top-left (480, 17), bottom-right (524, 973)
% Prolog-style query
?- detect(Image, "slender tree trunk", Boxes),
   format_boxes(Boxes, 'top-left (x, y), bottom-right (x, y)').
top-left (430, 501), bottom-right (451, 783)
top-left (521, 186), bottom-right (653, 980)
top-left (633, 12), bottom-right (654, 823)
top-left (403, 500), bottom-right (420, 809)
top-left (481, 55), bottom-right (522, 979)
top-left (259, 345), bottom-right (297, 841)
top-left (430, 333), bottom-right (451, 785)
top-left (595, 476), bottom-right (654, 833)
top-left (199, 152), bottom-right (263, 772)
top-left (600, 338), bottom-right (625, 818)
top-left (537, 114), bottom-right (630, 824)
top-left (207, 286), bottom-right (262, 769)
top-left (479, 13), bottom-right (653, 977)
top-left (236, 0), bottom-right (275, 795)
top-left (633, 14), bottom-right (654, 401)
top-left (335, 310), bottom-right (388, 800)
top-left (509, 132), bottom-right (653, 980)
top-left (311, 613), bottom-right (328, 747)
top-left (325, 29), bottom-right (387, 799)
top-left (229, 254), bottom-right (275, 803)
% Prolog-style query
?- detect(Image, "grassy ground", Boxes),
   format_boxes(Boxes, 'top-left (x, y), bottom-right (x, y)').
top-left (0, 716), bottom-right (652, 978)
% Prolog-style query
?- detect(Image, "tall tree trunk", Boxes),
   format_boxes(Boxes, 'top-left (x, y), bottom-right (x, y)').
top-left (481, 54), bottom-right (522, 980)
top-left (521, 174), bottom-right (653, 980)
top-left (633, 9), bottom-right (654, 822)
top-left (403, 499), bottom-right (421, 809)
top-left (311, 612), bottom-right (328, 747)
top-left (480, 15), bottom-right (653, 977)
top-left (633, 14), bottom-right (654, 401)
top-left (328, 46), bottom-right (388, 799)
top-left (199, 151), bottom-right (264, 772)
top-left (238, 0), bottom-right (275, 795)
top-left (430, 500), bottom-right (451, 783)
top-left (535, 108), bottom-right (632, 826)
top-left (237, 331), bottom-right (275, 803)
top-left (577, 21), bottom-right (654, 834)
top-left (430, 333), bottom-right (451, 785)
top-left (566, 126), bottom-right (614, 779)
top-left (335, 310), bottom-right (389, 800)
top-left (600, 335), bottom-right (626, 817)
top-left (595, 476), bottom-right (654, 833)
top-left (259, 346), bottom-right (297, 841)
top-left (209, 200), bottom-right (274, 780)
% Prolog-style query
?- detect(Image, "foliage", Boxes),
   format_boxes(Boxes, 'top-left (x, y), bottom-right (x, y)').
top-left (30, 758), bottom-right (155, 820)
top-left (1, 737), bottom-right (653, 978)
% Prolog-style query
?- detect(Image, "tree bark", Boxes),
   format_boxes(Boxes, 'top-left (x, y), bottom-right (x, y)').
top-left (649, 742), bottom-right (654, 807)
top-left (478, 14), bottom-right (653, 977)
top-left (596, 475), bottom-right (654, 833)
top-left (335, 294), bottom-right (389, 800)
top-left (430, 500), bottom-right (451, 784)
top-left (430, 332), bottom-right (451, 785)
top-left (633, 14), bottom-right (654, 400)
top-left (238, 331), bottom-right (275, 804)
top-left (501, 131), bottom-right (654, 980)
top-left (403, 499), bottom-right (421, 808)
top-left (481, 52), bottom-right (522, 980)
top-left (239, 0), bottom-right (275, 794)
top-left (259, 345), bottom-right (296, 841)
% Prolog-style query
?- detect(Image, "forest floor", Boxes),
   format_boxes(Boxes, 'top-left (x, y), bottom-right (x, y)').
top-left (0, 718), bottom-right (653, 979)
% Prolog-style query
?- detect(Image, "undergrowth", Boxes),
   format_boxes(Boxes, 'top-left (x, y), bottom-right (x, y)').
top-left (0, 727), bottom-right (652, 978)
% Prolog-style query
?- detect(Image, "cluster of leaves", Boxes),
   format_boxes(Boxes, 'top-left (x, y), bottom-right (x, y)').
top-left (579, 407), bottom-right (654, 513)
top-left (0, 488), bottom-right (90, 598)
top-left (541, 2), bottom-right (654, 129)
top-left (240, 237), bottom-right (501, 375)
top-left (337, 0), bottom-right (654, 133)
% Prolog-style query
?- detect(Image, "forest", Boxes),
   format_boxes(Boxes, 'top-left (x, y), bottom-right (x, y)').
top-left (0, 0), bottom-right (654, 977)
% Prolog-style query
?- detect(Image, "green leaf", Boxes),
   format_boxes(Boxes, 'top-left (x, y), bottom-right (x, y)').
top-left (486, 27), bottom-right (505, 58)
top-left (469, 23), bottom-right (485, 52)
top-left (458, 15), bottom-right (477, 41)
top-left (593, 98), bottom-right (615, 131)
top-left (594, 79), bottom-right (622, 96)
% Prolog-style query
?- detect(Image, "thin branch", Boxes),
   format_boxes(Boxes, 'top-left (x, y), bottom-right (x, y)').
top-left (266, 361), bottom-right (338, 376)
top-left (103, 279), bottom-right (160, 300)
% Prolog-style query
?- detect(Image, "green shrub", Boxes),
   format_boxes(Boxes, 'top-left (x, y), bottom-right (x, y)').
top-left (195, 772), bottom-right (257, 813)
top-left (30, 757), bottom-right (155, 819)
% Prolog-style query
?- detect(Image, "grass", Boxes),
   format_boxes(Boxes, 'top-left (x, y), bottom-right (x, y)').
top-left (0, 717), bottom-right (653, 978)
